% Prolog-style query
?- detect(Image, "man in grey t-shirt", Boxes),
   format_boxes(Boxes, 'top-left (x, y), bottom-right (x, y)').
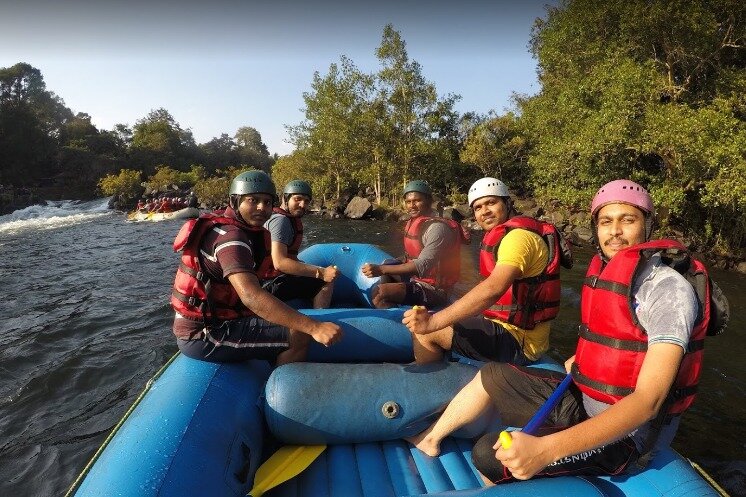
top-left (362, 180), bottom-right (462, 308)
top-left (407, 179), bottom-right (709, 485)
top-left (262, 180), bottom-right (339, 308)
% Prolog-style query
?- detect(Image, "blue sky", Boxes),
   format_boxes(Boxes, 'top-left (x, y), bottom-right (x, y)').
top-left (1, 0), bottom-right (554, 156)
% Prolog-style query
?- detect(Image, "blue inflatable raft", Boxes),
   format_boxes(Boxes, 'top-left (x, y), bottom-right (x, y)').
top-left (67, 244), bottom-right (722, 497)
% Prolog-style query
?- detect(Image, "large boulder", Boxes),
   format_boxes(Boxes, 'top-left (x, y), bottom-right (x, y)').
top-left (573, 226), bottom-right (594, 243)
top-left (453, 204), bottom-right (473, 220)
top-left (344, 196), bottom-right (373, 219)
top-left (443, 206), bottom-right (464, 222)
top-left (736, 261), bottom-right (746, 274)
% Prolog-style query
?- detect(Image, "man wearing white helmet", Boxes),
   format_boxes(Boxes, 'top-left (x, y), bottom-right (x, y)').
top-left (407, 179), bottom-right (726, 485)
top-left (402, 177), bottom-right (571, 366)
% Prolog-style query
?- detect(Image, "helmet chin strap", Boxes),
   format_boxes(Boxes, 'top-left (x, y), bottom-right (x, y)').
top-left (229, 195), bottom-right (250, 225)
top-left (503, 197), bottom-right (515, 217)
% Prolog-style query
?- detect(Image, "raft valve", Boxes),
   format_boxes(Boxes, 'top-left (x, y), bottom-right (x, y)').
top-left (381, 401), bottom-right (400, 419)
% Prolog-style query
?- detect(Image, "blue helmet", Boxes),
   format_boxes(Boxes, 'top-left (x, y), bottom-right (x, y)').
top-left (230, 170), bottom-right (276, 197)
top-left (283, 180), bottom-right (313, 200)
top-left (403, 180), bottom-right (432, 197)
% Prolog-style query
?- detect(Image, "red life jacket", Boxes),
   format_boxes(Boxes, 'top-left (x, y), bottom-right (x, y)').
top-left (572, 240), bottom-right (709, 415)
top-left (479, 216), bottom-right (562, 329)
top-left (259, 207), bottom-right (305, 280)
top-left (403, 215), bottom-right (470, 290)
top-left (170, 210), bottom-right (273, 326)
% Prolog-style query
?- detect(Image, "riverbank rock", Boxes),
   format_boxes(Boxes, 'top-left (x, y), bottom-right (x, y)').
top-left (344, 196), bottom-right (372, 219)
top-left (0, 185), bottom-right (44, 215)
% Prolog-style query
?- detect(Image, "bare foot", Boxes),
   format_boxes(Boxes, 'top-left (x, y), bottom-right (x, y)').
top-left (405, 427), bottom-right (442, 457)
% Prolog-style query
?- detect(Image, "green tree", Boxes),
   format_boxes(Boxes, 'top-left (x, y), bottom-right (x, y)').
top-left (193, 166), bottom-right (257, 208)
top-left (199, 133), bottom-right (239, 171)
top-left (271, 152), bottom-right (322, 201)
top-left (374, 24), bottom-right (462, 200)
top-left (56, 113), bottom-right (127, 195)
top-left (521, 0), bottom-right (746, 254)
top-left (289, 56), bottom-right (376, 199)
top-left (234, 126), bottom-right (273, 172)
top-left (97, 168), bottom-right (143, 201)
top-left (130, 108), bottom-right (197, 173)
top-left (0, 62), bottom-right (72, 186)
top-left (288, 26), bottom-right (463, 205)
top-left (460, 112), bottom-right (530, 192)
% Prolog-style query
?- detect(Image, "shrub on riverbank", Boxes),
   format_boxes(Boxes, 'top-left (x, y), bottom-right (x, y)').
top-left (98, 169), bottom-right (142, 201)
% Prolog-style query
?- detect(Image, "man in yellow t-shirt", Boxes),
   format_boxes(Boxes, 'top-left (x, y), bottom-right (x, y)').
top-left (402, 177), bottom-right (570, 364)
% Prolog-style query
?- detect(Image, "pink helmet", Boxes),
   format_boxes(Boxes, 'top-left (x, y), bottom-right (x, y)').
top-left (591, 179), bottom-right (654, 216)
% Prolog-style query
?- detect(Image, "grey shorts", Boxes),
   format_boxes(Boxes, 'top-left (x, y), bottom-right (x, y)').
top-left (404, 280), bottom-right (449, 308)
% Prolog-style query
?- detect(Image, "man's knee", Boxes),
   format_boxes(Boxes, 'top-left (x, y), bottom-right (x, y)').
top-left (412, 326), bottom-right (453, 351)
top-left (372, 283), bottom-right (406, 308)
top-left (472, 433), bottom-right (507, 484)
top-left (287, 329), bottom-right (312, 348)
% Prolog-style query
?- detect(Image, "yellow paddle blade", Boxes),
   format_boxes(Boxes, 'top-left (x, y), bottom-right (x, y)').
top-left (248, 445), bottom-right (326, 497)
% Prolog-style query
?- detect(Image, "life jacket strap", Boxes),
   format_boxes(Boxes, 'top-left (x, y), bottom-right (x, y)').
top-left (520, 272), bottom-right (560, 284)
top-left (171, 289), bottom-right (206, 310)
top-left (584, 275), bottom-right (629, 296)
top-left (179, 262), bottom-right (208, 283)
top-left (687, 338), bottom-right (705, 353)
top-left (578, 324), bottom-right (648, 352)
top-left (489, 300), bottom-right (560, 312)
top-left (572, 362), bottom-right (698, 408)
top-left (571, 362), bottom-right (635, 397)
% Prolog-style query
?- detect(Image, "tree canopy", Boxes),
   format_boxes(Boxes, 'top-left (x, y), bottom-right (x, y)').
top-left (2, 5), bottom-right (744, 258)
top-left (0, 63), bottom-right (273, 197)
top-left (286, 25), bottom-right (465, 205)
top-left (519, 0), bottom-right (745, 254)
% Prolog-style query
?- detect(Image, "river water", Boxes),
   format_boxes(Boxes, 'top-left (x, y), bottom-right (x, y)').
top-left (0, 200), bottom-right (744, 496)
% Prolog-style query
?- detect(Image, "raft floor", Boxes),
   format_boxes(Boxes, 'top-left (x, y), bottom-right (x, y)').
top-left (270, 438), bottom-right (483, 497)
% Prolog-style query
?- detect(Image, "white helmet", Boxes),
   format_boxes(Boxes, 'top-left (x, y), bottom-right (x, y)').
top-left (468, 177), bottom-right (510, 207)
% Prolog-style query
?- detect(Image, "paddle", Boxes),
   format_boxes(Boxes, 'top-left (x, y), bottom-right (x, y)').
top-left (247, 445), bottom-right (326, 497)
top-left (498, 373), bottom-right (573, 449)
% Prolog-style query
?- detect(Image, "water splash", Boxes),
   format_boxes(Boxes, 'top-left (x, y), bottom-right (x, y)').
top-left (0, 198), bottom-right (114, 235)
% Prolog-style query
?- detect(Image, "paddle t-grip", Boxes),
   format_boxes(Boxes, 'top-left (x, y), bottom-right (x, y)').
top-left (498, 431), bottom-right (513, 449)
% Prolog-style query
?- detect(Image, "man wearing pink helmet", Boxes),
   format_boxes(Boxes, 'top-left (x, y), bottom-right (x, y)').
top-left (408, 179), bottom-right (725, 485)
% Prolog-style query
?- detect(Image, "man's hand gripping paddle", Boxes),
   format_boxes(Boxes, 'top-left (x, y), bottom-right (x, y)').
top-left (498, 374), bottom-right (573, 448)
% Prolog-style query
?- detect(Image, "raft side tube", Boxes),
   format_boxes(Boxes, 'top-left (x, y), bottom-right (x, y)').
top-left (301, 307), bottom-right (414, 363)
top-left (73, 355), bottom-right (271, 497)
top-left (402, 477), bottom-right (605, 496)
top-left (299, 243), bottom-right (394, 307)
top-left (264, 362), bottom-right (503, 445)
top-left (589, 447), bottom-right (721, 496)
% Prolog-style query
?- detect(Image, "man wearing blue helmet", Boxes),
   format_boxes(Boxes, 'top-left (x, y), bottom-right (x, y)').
top-left (362, 179), bottom-right (468, 309)
top-left (261, 179), bottom-right (339, 308)
top-left (170, 170), bottom-right (342, 364)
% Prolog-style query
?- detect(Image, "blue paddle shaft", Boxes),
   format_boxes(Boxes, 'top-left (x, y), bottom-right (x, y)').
top-left (522, 374), bottom-right (573, 435)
